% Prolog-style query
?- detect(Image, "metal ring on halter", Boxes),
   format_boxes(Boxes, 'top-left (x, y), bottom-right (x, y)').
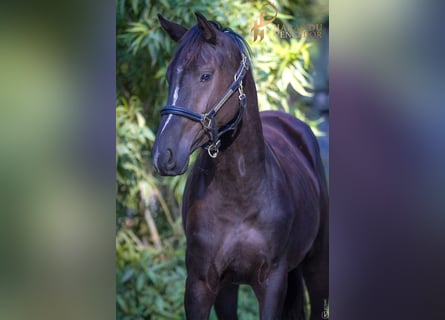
top-left (207, 141), bottom-right (220, 158)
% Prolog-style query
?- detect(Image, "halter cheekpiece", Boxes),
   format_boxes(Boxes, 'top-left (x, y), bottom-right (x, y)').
top-left (160, 53), bottom-right (249, 158)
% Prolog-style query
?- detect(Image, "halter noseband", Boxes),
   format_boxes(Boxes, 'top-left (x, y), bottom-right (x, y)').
top-left (160, 53), bottom-right (249, 158)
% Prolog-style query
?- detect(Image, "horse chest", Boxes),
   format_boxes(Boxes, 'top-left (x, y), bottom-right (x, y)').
top-left (205, 221), bottom-right (276, 284)
top-left (185, 174), bottom-right (298, 284)
top-left (223, 224), bottom-right (268, 258)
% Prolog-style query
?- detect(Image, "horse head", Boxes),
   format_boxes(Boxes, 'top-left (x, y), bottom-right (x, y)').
top-left (153, 12), bottom-right (250, 176)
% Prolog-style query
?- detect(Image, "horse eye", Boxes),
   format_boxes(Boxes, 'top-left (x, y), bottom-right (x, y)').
top-left (200, 73), bottom-right (212, 82)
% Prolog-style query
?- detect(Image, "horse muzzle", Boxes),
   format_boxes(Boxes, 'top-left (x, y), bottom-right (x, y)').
top-left (153, 144), bottom-right (190, 176)
top-left (152, 116), bottom-right (193, 176)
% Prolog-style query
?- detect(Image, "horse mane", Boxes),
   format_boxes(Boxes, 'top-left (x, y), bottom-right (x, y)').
top-left (215, 21), bottom-right (253, 61)
top-left (171, 20), bottom-right (252, 68)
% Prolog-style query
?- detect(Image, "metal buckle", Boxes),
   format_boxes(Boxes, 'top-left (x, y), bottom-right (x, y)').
top-left (238, 81), bottom-right (244, 97)
top-left (201, 114), bottom-right (212, 130)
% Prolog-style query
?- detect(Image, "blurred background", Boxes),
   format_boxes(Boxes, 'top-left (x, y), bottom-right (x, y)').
top-left (116, 0), bottom-right (328, 318)
top-left (0, 1), bottom-right (115, 320)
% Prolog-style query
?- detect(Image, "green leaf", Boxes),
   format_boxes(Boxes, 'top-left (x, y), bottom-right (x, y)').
top-left (116, 144), bottom-right (130, 156)
top-left (136, 112), bottom-right (145, 127)
top-left (141, 127), bottom-right (155, 141)
top-left (136, 274), bottom-right (145, 291)
top-left (120, 268), bottom-right (134, 284)
top-left (159, 0), bottom-right (171, 10)
top-left (131, 0), bottom-right (138, 14)
top-left (117, 295), bottom-right (129, 313)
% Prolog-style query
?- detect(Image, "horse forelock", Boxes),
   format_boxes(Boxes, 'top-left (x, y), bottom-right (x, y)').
top-left (167, 21), bottom-right (252, 76)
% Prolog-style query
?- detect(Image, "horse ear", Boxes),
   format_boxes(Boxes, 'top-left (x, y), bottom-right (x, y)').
top-left (195, 12), bottom-right (217, 44)
top-left (158, 14), bottom-right (188, 42)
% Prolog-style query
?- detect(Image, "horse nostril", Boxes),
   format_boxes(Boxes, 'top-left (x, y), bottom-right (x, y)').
top-left (165, 148), bottom-right (176, 170)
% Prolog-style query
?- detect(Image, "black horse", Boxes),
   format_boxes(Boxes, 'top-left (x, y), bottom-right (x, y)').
top-left (152, 12), bottom-right (328, 320)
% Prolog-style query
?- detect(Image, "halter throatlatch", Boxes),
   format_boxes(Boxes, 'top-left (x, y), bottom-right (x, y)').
top-left (160, 53), bottom-right (249, 158)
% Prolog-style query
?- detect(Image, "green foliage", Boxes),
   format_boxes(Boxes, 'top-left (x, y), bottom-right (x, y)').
top-left (254, 32), bottom-right (314, 111)
top-left (116, 96), bottom-right (153, 212)
top-left (116, 229), bottom-right (260, 319)
top-left (116, 0), bottom-right (328, 318)
top-left (116, 230), bottom-right (186, 319)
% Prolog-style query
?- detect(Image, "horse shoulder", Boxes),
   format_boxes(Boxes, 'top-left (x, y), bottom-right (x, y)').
top-left (181, 153), bottom-right (209, 230)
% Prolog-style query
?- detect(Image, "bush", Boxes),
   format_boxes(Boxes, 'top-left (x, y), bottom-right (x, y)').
top-left (116, 230), bottom-right (186, 319)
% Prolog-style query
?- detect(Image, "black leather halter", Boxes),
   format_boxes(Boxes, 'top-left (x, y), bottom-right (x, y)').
top-left (160, 53), bottom-right (249, 158)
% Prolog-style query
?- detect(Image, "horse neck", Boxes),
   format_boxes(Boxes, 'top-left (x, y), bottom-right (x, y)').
top-left (212, 70), bottom-right (266, 189)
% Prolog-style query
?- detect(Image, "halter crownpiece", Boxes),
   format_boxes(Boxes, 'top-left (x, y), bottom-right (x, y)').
top-left (160, 53), bottom-right (250, 158)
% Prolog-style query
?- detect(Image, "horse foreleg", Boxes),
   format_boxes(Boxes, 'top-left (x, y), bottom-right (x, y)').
top-left (214, 284), bottom-right (239, 320)
top-left (253, 263), bottom-right (288, 320)
top-left (184, 276), bottom-right (217, 320)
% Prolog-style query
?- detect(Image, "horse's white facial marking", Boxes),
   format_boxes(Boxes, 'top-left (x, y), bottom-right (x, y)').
top-left (172, 85), bottom-right (179, 105)
top-left (159, 114), bottom-right (172, 136)
top-left (153, 148), bottom-right (160, 171)
top-left (153, 66), bottom-right (183, 171)
top-left (158, 66), bottom-right (183, 137)
top-left (172, 65), bottom-right (183, 105)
